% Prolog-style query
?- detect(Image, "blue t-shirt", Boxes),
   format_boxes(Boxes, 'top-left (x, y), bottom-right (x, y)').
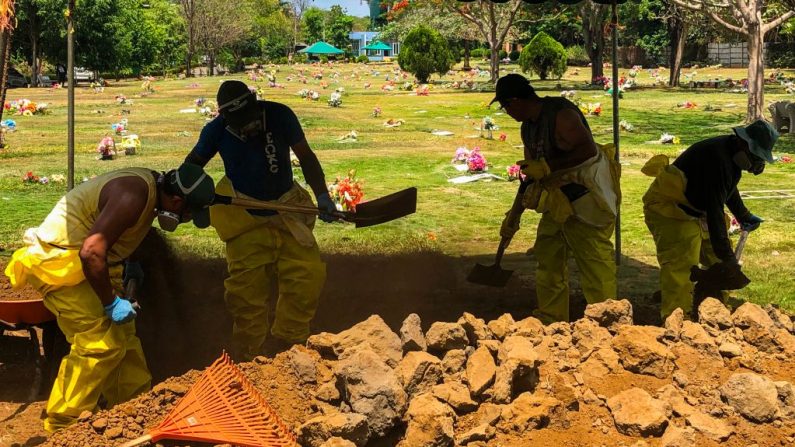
top-left (193, 101), bottom-right (304, 215)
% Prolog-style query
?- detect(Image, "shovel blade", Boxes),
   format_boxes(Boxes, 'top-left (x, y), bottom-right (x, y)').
top-left (351, 187), bottom-right (417, 228)
top-left (467, 263), bottom-right (514, 287)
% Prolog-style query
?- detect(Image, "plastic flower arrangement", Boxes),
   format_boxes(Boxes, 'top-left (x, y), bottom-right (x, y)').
top-left (309, 90), bottom-right (320, 101)
top-left (335, 87), bottom-right (345, 94)
top-left (560, 90), bottom-right (577, 101)
top-left (141, 77), bottom-right (155, 93)
top-left (364, 82), bottom-right (372, 89)
top-left (619, 120), bottom-right (634, 132)
top-left (116, 95), bottom-right (131, 105)
top-left (402, 81), bottom-right (414, 91)
top-left (480, 116), bottom-right (498, 139)
top-left (112, 119), bottom-right (128, 136)
top-left (297, 88), bottom-right (309, 98)
top-left (120, 135), bottom-right (141, 155)
top-left (466, 147), bottom-right (488, 173)
top-left (195, 97), bottom-right (207, 107)
top-left (659, 133), bottom-right (681, 144)
top-left (328, 92), bottom-right (342, 107)
top-left (90, 81), bottom-right (104, 93)
top-left (579, 103), bottom-right (602, 117)
top-left (199, 100), bottom-right (218, 117)
top-left (382, 84), bottom-right (395, 92)
top-left (452, 146), bottom-right (469, 164)
top-left (1, 119), bottom-right (16, 131)
top-left (628, 65), bottom-right (642, 78)
top-left (5, 99), bottom-right (47, 116)
top-left (678, 101), bottom-right (697, 109)
top-left (499, 133), bottom-right (507, 142)
top-left (328, 170), bottom-right (364, 212)
top-left (97, 136), bottom-right (116, 159)
top-left (372, 106), bottom-right (382, 118)
top-left (415, 85), bottom-right (430, 96)
top-left (506, 164), bottom-right (525, 181)
top-left (22, 171), bottom-right (40, 184)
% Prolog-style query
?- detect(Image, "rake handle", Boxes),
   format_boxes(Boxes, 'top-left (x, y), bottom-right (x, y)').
top-left (213, 194), bottom-right (350, 220)
top-left (118, 434), bottom-right (152, 447)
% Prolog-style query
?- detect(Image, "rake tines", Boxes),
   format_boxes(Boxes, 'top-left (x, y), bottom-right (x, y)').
top-left (121, 353), bottom-right (297, 447)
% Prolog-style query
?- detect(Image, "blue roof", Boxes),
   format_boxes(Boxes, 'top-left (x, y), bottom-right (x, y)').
top-left (350, 31), bottom-right (380, 40)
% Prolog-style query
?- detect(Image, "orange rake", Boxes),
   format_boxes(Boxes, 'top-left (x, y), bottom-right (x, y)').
top-left (120, 353), bottom-right (297, 447)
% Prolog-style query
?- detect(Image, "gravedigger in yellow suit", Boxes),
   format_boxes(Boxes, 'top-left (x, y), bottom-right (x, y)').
top-left (185, 80), bottom-right (337, 361)
top-left (4, 164), bottom-right (214, 432)
top-left (492, 74), bottom-right (620, 323)
top-left (642, 120), bottom-right (778, 320)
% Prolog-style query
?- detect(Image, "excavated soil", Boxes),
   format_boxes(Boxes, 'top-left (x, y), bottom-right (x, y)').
top-left (5, 230), bottom-right (788, 447)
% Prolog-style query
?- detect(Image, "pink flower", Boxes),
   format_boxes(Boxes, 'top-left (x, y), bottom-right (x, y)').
top-left (499, 133), bottom-right (507, 141)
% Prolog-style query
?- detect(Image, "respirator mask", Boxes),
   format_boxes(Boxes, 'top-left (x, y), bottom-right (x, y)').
top-left (157, 210), bottom-right (182, 232)
top-left (732, 150), bottom-right (765, 175)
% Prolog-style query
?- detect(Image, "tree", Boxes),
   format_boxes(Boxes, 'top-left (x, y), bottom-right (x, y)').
top-left (303, 6), bottom-right (325, 43)
top-left (326, 5), bottom-right (354, 51)
top-left (180, 0), bottom-right (198, 76)
top-left (436, 0), bottom-right (525, 82)
top-left (519, 31), bottom-right (567, 80)
top-left (580, 1), bottom-right (608, 82)
top-left (288, 0), bottom-right (310, 50)
top-left (398, 25), bottom-right (453, 83)
top-left (672, 0), bottom-right (795, 121)
top-left (195, 0), bottom-right (255, 75)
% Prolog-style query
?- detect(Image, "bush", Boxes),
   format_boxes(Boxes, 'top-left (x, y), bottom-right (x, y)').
top-left (320, 55), bottom-right (329, 64)
top-left (566, 45), bottom-right (590, 66)
top-left (768, 42), bottom-right (795, 68)
top-left (509, 50), bottom-right (520, 62)
top-left (357, 54), bottom-right (370, 64)
top-left (519, 31), bottom-right (567, 80)
top-left (397, 25), bottom-right (454, 84)
top-left (499, 50), bottom-right (508, 59)
top-left (470, 48), bottom-right (486, 59)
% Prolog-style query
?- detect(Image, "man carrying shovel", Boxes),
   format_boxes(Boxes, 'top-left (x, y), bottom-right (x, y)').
top-left (4, 163), bottom-right (215, 431)
top-left (490, 74), bottom-right (619, 324)
top-left (642, 120), bottom-right (778, 320)
top-left (185, 80), bottom-right (337, 360)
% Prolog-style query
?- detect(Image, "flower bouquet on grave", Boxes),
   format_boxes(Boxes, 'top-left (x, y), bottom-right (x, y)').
top-left (116, 94), bottom-right (131, 105)
top-left (23, 171), bottom-right (42, 184)
top-left (678, 101), bottom-right (697, 109)
top-left (328, 170), bottom-right (364, 212)
top-left (97, 136), bottom-right (116, 160)
top-left (91, 81), bottom-right (104, 93)
top-left (120, 135), bottom-right (141, 155)
top-left (579, 102), bottom-right (602, 117)
top-left (415, 85), bottom-right (430, 96)
top-left (383, 118), bottom-right (404, 128)
top-left (560, 90), bottom-right (577, 101)
top-left (401, 81), bottom-right (414, 92)
top-left (619, 120), bottom-right (634, 132)
top-left (466, 147), bottom-right (488, 173)
top-left (659, 133), bottom-right (680, 144)
top-left (452, 146), bottom-right (470, 164)
top-left (297, 89), bottom-right (309, 99)
top-left (506, 164), bottom-right (525, 181)
top-left (141, 76), bottom-right (155, 93)
top-left (1, 119), bottom-right (16, 132)
top-left (480, 116), bottom-right (498, 139)
top-left (372, 107), bottom-right (382, 118)
top-left (328, 92), bottom-right (342, 107)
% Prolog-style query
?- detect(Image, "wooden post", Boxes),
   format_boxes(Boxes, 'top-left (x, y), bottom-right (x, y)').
top-left (611, 0), bottom-right (621, 267)
top-left (67, 0), bottom-right (75, 190)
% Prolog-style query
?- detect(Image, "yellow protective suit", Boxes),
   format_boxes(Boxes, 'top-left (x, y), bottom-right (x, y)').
top-left (642, 157), bottom-right (722, 319)
top-left (210, 177), bottom-right (326, 361)
top-left (4, 168), bottom-right (156, 432)
top-left (527, 145), bottom-right (620, 324)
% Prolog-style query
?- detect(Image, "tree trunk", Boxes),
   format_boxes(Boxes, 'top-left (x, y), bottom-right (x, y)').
top-left (668, 18), bottom-right (687, 86)
top-left (0, 28), bottom-right (9, 123)
top-left (208, 53), bottom-right (214, 76)
top-left (463, 40), bottom-right (471, 71)
top-left (746, 25), bottom-right (765, 122)
top-left (185, 51), bottom-right (192, 77)
top-left (29, 11), bottom-right (40, 87)
top-left (583, 5), bottom-right (606, 82)
top-left (490, 45), bottom-right (499, 81)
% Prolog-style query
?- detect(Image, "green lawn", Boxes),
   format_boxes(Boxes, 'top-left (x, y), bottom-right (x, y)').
top-left (1, 62), bottom-right (794, 311)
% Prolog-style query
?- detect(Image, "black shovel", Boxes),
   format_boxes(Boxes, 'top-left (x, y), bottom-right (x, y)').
top-left (213, 187), bottom-right (417, 228)
top-left (467, 235), bottom-right (514, 287)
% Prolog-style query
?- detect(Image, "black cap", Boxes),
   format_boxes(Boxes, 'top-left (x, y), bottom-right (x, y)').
top-left (172, 163), bottom-right (215, 229)
top-left (217, 80), bottom-right (259, 128)
top-left (490, 74), bottom-right (535, 106)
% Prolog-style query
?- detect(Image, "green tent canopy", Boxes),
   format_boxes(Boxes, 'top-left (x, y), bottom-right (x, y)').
top-left (362, 41), bottom-right (392, 51)
top-left (298, 41), bottom-right (345, 55)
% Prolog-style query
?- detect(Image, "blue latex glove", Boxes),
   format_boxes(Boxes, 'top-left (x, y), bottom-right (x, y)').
top-left (123, 261), bottom-right (144, 290)
top-left (316, 192), bottom-right (339, 223)
top-left (104, 296), bottom-right (137, 324)
top-left (740, 213), bottom-right (763, 232)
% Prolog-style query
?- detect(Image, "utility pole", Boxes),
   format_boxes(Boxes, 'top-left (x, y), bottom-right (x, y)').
top-left (67, 0), bottom-right (75, 190)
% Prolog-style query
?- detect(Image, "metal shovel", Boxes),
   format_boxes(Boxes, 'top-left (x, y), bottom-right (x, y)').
top-left (690, 230), bottom-right (751, 318)
top-left (467, 235), bottom-right (514, 287)
top-left (213, 187), bottom-right (417, 228)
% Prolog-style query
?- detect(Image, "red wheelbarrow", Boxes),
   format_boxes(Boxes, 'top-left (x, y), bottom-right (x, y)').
top-left (0, 299), bottom-right (60, 400)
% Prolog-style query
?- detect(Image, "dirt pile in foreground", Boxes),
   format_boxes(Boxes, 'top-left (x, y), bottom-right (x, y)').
top-left (44, 298), bottom-right (795, 447)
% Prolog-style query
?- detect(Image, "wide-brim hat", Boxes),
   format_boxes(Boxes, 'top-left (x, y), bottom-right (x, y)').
top-left (732, 120), bottom-right (779, 163)
top-left (173, 163), bottom-right (215, 228)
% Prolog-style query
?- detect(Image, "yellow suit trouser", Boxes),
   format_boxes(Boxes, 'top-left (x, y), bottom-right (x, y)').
top-left (644, 209), bottom-right (721, 319)
top-left (224, 225), bottom-right (326, 361)
top-left (533, 213), bottom-right (617, 324)
top-left (28, 270), bottom-right (151, 432)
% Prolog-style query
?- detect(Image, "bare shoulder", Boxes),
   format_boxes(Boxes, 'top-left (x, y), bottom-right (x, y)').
top-left (99, 174), bottom-right (151, 215)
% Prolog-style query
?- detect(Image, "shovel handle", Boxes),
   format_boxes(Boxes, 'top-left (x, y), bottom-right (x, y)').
top-left (213, 194), bottom-right (349, 220)
top-left (734, 230), bottom-right (749, 264)
top-left (494, 236), bottom-right (512, 266)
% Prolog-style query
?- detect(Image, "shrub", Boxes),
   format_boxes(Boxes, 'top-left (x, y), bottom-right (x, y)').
top-left (397, 25), bottom-right (454, 84)
top-left (470, 48), bottom-right (485, 59)
top-left (499, 50), bottom-right (508, 59)
top-left (320, 55), bottom-right (329, 64)
top-left (519, 31), bottom-right (568, 80)
top-left (566, 45), bottom-right (590, 66)
top-left (509, 50), bottom-right (520, 62)
top-left (357, 54), bottom-right (370, 64)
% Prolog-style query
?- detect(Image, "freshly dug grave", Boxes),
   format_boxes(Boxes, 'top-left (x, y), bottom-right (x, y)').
top-left (44, 298), bottom-right (795, 447)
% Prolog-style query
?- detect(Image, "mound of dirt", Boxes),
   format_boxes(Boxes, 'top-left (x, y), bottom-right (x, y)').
top-left (44, 298), bottom-right (795, 447)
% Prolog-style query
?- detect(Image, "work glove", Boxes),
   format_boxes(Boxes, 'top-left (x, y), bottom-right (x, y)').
top-left (123, 261), bottom-right (144, 290)
top-left (316, 192), bottom-right (338, 223)
top-left (517, 159), bottom-right (551, 181)
top-left (104, 296), bottom-right (137, 324)
top-left (739, 213), bottom-right (763, 232)
top-left (500, 208), bottom-right (522, 238)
